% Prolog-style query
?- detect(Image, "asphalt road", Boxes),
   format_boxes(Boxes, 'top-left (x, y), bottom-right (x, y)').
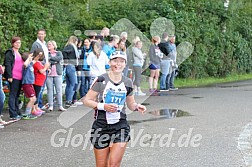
top-left (1, 80), bottom-right (252, 167)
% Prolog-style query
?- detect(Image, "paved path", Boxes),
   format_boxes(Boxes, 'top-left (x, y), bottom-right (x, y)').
top-left (1, 80), bottom-right (252, 167)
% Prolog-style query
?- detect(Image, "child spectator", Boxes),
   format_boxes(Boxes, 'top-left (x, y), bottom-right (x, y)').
top-left (21, 52), bottom-right (39, 119)
top-left (33, 48), bottom-right (50, 113)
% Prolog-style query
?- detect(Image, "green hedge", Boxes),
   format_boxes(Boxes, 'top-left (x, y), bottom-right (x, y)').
top-left (0, 0), bottom-right (251, 79)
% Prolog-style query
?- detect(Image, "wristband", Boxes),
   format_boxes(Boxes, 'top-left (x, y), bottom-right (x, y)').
top-left (97, 103), bottom-right (105, 110)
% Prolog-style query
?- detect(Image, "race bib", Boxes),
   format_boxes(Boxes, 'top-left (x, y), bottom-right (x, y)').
top-left (104, 90), bottom-right (126, 112)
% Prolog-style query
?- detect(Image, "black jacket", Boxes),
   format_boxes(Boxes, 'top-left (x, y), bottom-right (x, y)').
top-left (158, 41), bottom-right (170, 58)
top-left (62, 45), bottom-right (77, 65)
top-left (3, 48), bottom-right (16, 79)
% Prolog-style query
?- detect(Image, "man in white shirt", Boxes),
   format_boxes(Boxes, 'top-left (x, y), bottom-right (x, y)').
top-left (30, 29), bottom-right (49, 109)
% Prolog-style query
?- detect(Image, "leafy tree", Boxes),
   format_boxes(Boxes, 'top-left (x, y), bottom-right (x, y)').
top-left (0, 0), bottom-right (251, 79)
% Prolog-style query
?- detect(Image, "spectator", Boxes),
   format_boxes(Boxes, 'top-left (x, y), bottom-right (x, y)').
top-left (72, 38), bottom-right (84, 106)
top-left (100, 27), bottom-right (110, 38)
top-left (149, 36), bottom-right (162, 93)
top-left (87, 42), bottom-right (109, 84)
top-left (21, 52), bottom-right (40, 119)
top-left (120, 32), bottom-right (128, 43)
top-left (97, 27), bottom-right (110, 47)
top-left (102, 35), bottom-right (119, 69)
top-left (81, 38), bottom-right (93, 97)
top-left (132, 41), bottom-right (146, 96)
top-left (88, 31), bottom-right (97, 49)
top-left (31, 29), bottom-right (49, 62)
top-left (33, 48), bottom-right (50, 115)
top-left (30, 29), bottom-right (49, 109)
top-left (118, 34), bottom-right (129, 77)
top-left (62, 36), bottom-right (79, 107)
top-left (158, 32), bottom-right (171, 91)
top-left (117, 39), bottom-right (127, 76)
top-left (3, 36), bottom-right (23, 120)
top-left (0, 65), bottom-right (6, 125)
top-left (167, 35), bottom-right (178, 90)
top-left (125, 36), bottom-right (141, 76)
top-left (117, 39), bottom-right (126, 53)
top-left (132, 36), bottom-right (140, 45)
top-left (46, 41), bottom-right (66, 111)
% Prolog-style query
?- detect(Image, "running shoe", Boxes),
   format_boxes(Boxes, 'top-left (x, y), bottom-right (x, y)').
top-left (22, 114), bottom-right (37, 120)
top-left (169, 87), bottom-right (178, 91)
top-left (74, 101), bottom-right (83, 105)
top-left (70, 103), bottom-right (77, 107)
top-left (0, 117), bottom-right (6, 125)
top-left (58, 106), bottom-right (67, 111)
top-left (9, 115), bottom-right (22, 120)
top-left (31, 110), bottom-right (43, 117)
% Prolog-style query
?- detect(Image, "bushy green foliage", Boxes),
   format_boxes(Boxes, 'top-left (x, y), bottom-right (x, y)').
top-left (0, 0), bottom-right (86, 53)
top-left (0, 0), bottom-right (251, 79)
top-left (86, 0), bottom-right (252, 78)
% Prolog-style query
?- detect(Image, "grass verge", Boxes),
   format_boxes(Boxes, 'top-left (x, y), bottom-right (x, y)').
top-left (141, 73), bottom-right (252, 89)
top-left (175, 73), bottom-right (252, 88)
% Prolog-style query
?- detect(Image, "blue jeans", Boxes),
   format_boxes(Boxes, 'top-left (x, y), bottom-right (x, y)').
top-left (123, 65), bottom-right (129, 77)
top-left (167, 70), bottom-right (175, 89)
top-left (65, 65), bottom-right (77, 102)
top-left (73, 76), bottom-right (81, 102)
top-left (73, 70), bottom-right (91, 101)
top-left (80, 71), bottom-right (90, 97)
top-left (37, 71), bottom-right (48, 108)
top-left (72, 71), bottom-right (90, 101)
top-left (160, 59), bottom-right (170, 90)
top-left (8, 78), bottom-right (22, 117)
top-left (0, 75), bottom-right (5, 115)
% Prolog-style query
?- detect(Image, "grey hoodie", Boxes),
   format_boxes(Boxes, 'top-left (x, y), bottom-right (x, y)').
top-left (132, 47), bottom-right (144, 66)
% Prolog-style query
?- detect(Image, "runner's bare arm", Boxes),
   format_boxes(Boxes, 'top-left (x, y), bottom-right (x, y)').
top-left (126, 95), bottom-right (146, 114)
top-left (83, 89), bottom-right (99, 109)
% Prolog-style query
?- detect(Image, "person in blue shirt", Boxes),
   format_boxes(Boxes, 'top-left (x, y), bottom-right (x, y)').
top-left (81, 38), bottom-right (93, 96)
top-left (102, 35), bottom-right (119, 69)
top-left (166, 35), bottom-right (178, 90)
top-left (21, 51), bottom-right (43, 119)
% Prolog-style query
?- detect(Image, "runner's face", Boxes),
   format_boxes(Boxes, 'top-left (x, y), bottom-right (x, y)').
top-left (109, 57), bottom-right (126, 73)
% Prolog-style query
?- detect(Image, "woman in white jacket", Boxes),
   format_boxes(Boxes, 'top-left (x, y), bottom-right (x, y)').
top-left (87, 42), bottom-right (109, 84)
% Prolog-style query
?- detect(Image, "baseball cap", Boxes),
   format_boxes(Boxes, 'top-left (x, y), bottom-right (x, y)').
top-left (110, 51), bottom-right (127, 62)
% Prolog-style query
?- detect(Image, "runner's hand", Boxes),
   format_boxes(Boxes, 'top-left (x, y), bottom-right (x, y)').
top-left (104, 104), bottom-right (118, 112)
top-left (136, 104), bottom-right (146, 115)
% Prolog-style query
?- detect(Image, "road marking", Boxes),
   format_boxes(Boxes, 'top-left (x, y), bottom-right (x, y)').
top-left (238, 122), bottom-right (252, 166)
